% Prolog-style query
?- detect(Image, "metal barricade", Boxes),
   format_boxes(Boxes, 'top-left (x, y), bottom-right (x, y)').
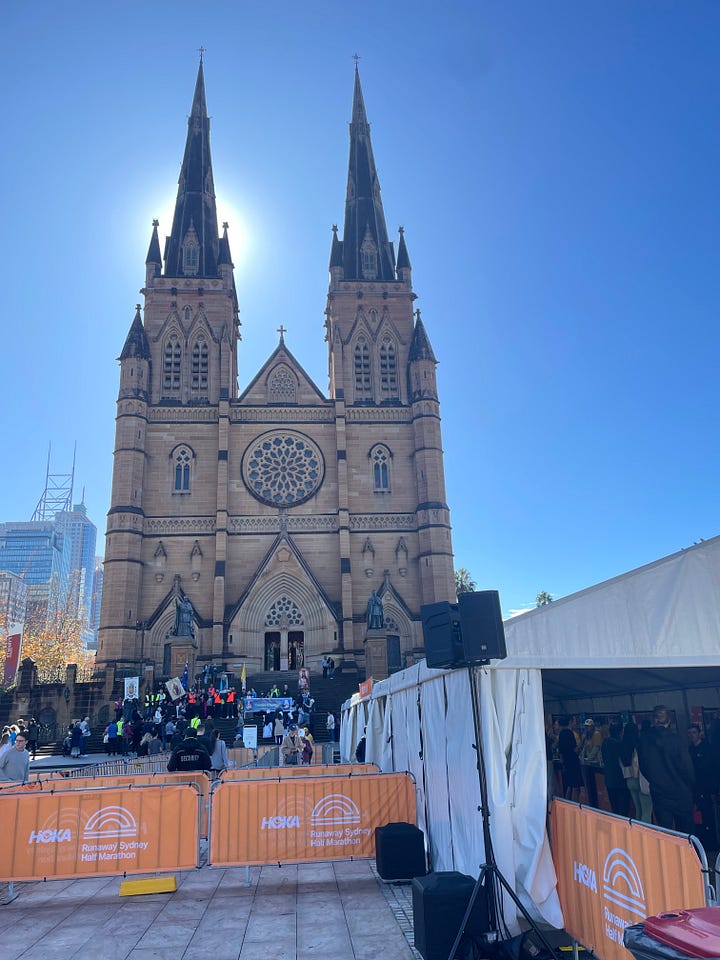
top-left (257, 746), bottom-right (280, 767)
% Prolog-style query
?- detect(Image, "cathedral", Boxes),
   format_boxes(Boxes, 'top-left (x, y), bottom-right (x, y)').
top-left (97, 61), bottom-right (455, 682)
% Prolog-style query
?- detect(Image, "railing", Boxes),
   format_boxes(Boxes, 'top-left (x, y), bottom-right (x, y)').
top-left (50, 755), bottom-right (170, 778)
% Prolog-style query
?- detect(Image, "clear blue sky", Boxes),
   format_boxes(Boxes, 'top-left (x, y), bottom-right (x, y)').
top-left (4, 2), bottom-right (719, 616)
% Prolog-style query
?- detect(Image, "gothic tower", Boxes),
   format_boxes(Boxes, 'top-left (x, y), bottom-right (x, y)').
top-left (97, 62), bottom-right (454, 680)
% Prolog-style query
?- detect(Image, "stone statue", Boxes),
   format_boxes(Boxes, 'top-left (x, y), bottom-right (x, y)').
top-left (366, 590), bottom-right (384, 631)
top-left (172, 594), bottom-right (195, 638)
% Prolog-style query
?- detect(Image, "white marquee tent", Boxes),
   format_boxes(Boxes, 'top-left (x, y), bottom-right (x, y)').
top-left (342, 535), bottom-right (720, 930)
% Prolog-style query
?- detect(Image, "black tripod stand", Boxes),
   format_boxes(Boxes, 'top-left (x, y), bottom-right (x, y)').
top-left (448, 665), bottom-right (562, 960)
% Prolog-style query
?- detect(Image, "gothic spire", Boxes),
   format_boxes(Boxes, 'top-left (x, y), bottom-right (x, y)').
top-left (329, 224), bottom-right (343, 269)
top-left (145, 219), bottom-right (162, 276)
top-left (340, 66), bottom-right (396, 282)
top-left (217, 221), bottom-right (234, 267)
top-left (396, 226), bottom-right (411, 272)
top-left (163, 59), bottom-right (220, 279)
top-left (119, 305), bottom-right (151, 361)
top-left (408, 310), bottom-right (437, 363)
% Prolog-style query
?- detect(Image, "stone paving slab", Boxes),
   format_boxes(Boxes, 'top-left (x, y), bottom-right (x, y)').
top-left (0, 860), bottom-right (422, 960)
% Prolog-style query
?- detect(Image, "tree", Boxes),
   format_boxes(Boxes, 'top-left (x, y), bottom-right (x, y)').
top-left (455, 568), bottom-right (477, 596)
top-left (536, 591), bottom-right (553, 607)
top-left (17, 572), bottom-right (95, 679)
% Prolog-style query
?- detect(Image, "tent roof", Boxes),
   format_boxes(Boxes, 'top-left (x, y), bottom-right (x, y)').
top-left (541, 664), bottom-right (720, 702)
top-left (500, 534), bottom-right (720, 670)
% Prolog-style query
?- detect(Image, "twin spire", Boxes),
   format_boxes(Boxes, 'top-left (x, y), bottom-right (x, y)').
top-left (334, 65), bottom-right (402, 282)
top-left (148, 59), bottom-right (223, 279)
top-left (145, 60), bottom-right (411, 286)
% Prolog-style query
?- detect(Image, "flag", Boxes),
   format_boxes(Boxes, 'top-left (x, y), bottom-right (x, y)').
top-left (241, 662), bottom-right (247, 691)
top-left (181, 661), bottom-right (188, 690)
top-left (3, 622), bottom-right (24, 686)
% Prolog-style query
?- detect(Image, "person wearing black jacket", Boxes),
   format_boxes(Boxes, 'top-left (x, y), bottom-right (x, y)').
top-left (638, 705), bottom-right (694, 833)
top-left (687, 724), bottom-right (718, 847)
top-left (167, 728), bottom-right (211, 772)
top-left (601, 722), bottom-right (630, 816)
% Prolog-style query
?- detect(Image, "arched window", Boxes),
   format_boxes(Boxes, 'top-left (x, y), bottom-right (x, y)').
top-left (360, 227), bottom-right (378, 280)
top-left (380, 337), bottom-right (398, 399)
top-left (268, 364), bottom-right (297, 404)
top-left (371, 444), bottom-right (391, 492)
top-left (163, 335), bottom-right (182, 396)
top-left (354, 337), bottom-right (372, 401)
top-left (174, 446), bottom-right (192, 492)
top-left (191, 336), bottom-right (209, 398)
top-left (265, 595), bottom-right (304, 627)
top-left (182, 224), bottom-right (200, 277)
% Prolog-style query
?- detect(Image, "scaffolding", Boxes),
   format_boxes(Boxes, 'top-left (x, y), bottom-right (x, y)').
top-left (31, 444), bottom-right (75, 521)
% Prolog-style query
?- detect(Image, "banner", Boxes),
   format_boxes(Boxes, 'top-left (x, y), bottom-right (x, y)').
top-left (124, 677), bottom-right (139, 700)
top-left (165, 677), bottom-right (185, 701)
top-left (243, 696), bottom-right (294, 714)
top-left (0, 784), bottom-right (199, 881)
top-left (30, 772), bottom-right (210, 837)
top-left (3, 622), bottom-right (24, 685)
top-left (209, 772), bottom-right (416, 866)
top-left (550, 800), bottom-right (706, 960)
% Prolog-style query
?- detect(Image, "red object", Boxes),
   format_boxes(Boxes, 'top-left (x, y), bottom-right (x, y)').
top-left (645, 909), bottom-right (720, 958)
top-left (3, 629), bottom-right (23, 685)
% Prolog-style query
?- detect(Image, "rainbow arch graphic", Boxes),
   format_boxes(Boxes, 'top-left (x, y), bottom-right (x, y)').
top-left (310, 793), bottom-right (361, 826)
top-left (602, 847), bottom-right (646, 918)
top-left (38, 808), bottom-right (82, 835)
top-left (83, 806), bottom-right (138, 839)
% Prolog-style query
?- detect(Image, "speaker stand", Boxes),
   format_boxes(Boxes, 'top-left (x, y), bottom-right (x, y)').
top-left (448, 666), bottom-right (561, 960)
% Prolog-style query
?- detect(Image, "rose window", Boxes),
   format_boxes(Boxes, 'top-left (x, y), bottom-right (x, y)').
top-left (242, 431), bottom-right (324, 506)
top-left (265, 596), bottom-right (304, 627)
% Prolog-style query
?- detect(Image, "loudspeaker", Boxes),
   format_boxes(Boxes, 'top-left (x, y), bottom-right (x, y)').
top-left (420, 601), bottom-right (464, 669)
top-left (458, 590), bottom-right (507, 663)
top-left (375, 821), bottom-right (427, 881)
top-left (412, 871), bottom-right (490, 960)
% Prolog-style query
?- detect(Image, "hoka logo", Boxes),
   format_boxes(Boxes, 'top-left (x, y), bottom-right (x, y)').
top-left (29, 828), bottom-right (72, 844)
top-left (261, 815), bottom-right (301, 830)
top-left (574, 860), bottom-right (597, 892)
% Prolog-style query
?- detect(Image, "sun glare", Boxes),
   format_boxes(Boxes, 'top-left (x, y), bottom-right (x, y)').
top-left (142, 194), bottom-right (250, 266)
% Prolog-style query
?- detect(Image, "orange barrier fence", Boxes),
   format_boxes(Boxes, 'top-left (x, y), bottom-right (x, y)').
top-left (0, 780), bottom-right (43, 793)
top-left (220, 763), bottom-right (379, 780)
top-left (1, 772), bottom-right (211, 838)
top-left (209, 771), bottom-right (416, 867)
top-left (550, 799), bottom-right (707, 960)
top-left (0, 783), bottom-right (200, 882)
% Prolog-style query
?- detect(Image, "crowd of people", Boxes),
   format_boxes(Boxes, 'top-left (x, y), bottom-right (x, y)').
top-left (549, 705), bottom-right (719, 845)
top-left (0, 668), bottom-right (342, 782)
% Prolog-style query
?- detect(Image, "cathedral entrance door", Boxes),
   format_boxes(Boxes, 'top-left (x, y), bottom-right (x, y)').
top-left (288, 631), bottom-right (304, 670)
top-left (264, 632), bottom-right (280, 671)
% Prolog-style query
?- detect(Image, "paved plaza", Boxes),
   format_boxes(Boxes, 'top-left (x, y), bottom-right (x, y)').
top-left (0, 856), bottom-right (421, 960)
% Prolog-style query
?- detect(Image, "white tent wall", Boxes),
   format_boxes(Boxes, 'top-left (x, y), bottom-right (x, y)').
top-left (340, 698), bottom-right (365, 762)
top-left (347, 661), bottom-right (563, 931)
top-left (487, 668), bottom-right (563, 924)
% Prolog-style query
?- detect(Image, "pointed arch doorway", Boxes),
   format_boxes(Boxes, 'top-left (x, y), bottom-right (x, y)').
top-left (264, 595), bottom-right (304, 671)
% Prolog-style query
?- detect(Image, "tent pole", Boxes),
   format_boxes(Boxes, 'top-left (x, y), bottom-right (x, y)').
top-left (448, 665), bottom-right (562, 960)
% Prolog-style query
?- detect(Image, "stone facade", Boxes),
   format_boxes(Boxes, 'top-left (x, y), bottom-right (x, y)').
top-left (97, 63), bottom-right (455, 680)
